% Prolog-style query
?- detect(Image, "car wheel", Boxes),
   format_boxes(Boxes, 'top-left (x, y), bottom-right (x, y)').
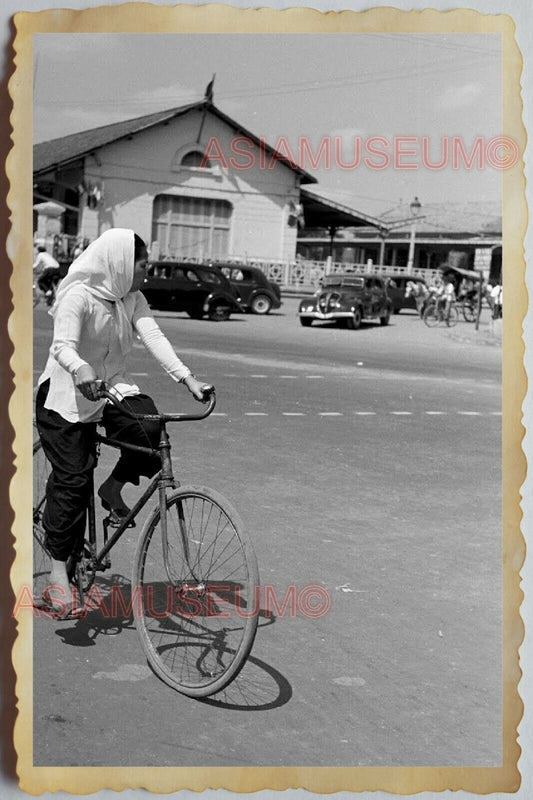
top-left (380, 309), bottom-right (391, 326)
top-left (250, 294), bottom-right (272, 314)
top-left (208, 301), bottom-right (231, 322)
top-left (345, 308), bottom-right (362, 330)
top-left (300, 318), bottom-right (313, 327)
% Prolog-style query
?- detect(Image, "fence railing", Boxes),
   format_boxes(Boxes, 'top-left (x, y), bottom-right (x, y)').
top-left (182, 256), bottom-right (441, 288)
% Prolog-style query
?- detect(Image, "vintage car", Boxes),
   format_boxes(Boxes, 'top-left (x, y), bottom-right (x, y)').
top-left (385, 275), bottom-right (428, 314)
top-left (298, 274), bottom-right (392, 329)
top-left (218, 265), bottom-right (282, 314)
top-left (143, 262), bottom-right (243, 321)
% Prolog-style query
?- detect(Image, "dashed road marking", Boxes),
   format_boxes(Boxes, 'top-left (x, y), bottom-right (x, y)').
top-left (250, 374), bottom-right (268, 378)
top-left (213, 410), bottom-right (499, 418)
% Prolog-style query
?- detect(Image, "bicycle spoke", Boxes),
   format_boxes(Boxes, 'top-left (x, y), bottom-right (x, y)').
top-left (133, 487), bottom-right (259, 697)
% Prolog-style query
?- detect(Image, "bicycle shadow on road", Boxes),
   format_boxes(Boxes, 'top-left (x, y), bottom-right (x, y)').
top-left (52, 574), bottom-right (136, 648)
top-left (196, 649), bottom-right (293, 712)
top-left (51, 577), bottom-right (291, 711)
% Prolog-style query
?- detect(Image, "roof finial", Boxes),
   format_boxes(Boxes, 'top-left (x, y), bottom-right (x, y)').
top-left (205, 74), bottom-right (215, 103)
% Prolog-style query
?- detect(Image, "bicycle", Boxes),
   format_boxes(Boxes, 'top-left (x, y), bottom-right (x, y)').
top-left (422, 299), bottom-right (459, 328)
top-left (33, 384), bottom-right (260, 698)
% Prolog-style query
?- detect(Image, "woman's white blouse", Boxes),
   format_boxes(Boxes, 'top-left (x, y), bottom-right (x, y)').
top-left (38, 286), bottom-right (192, 422)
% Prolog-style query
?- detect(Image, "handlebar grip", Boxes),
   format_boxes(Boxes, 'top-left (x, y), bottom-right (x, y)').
top-left (200, 384), bottom-right (215, 403)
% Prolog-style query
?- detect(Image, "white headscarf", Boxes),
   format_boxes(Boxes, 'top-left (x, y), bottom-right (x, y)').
top-left (52, 228), bottom-right (136, 354)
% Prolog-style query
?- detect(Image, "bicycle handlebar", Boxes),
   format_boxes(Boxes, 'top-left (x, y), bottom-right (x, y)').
top-left (96, 381), bottom-right (217, 423)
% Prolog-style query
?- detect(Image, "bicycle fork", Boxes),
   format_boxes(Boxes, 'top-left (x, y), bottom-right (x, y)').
top-left (158, 429), bottom-right (203, 592)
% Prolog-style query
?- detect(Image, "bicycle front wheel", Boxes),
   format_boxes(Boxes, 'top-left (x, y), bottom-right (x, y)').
top-left (132, 486), bottom-right (260, 698)
top-left (446, 306), bottom-right (459, 327)
top-left (423, 307), bottom-right (440, 327)
top-left (33, 435), bottom-right (52, 604)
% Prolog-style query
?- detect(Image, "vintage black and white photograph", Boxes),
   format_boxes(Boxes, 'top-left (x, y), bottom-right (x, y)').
top-left (9, 6), bottom-right (525, 792)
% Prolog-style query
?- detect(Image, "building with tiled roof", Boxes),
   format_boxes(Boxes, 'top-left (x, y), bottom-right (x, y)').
top-left (33, 99), bottom-right (324, 266)
top-left (297, 195), bottom-right (501, 282)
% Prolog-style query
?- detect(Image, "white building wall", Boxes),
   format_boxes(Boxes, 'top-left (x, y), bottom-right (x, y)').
top-left (82, 109), bottom-right (303, 261)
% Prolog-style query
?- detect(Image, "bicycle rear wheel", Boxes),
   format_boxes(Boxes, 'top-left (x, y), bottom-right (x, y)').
top-left (33, 435), bottom-right (52, 605)
top-left (133, 485), bottom-right (260, 698)
top-left (462, 301), bottom-right (476, 323)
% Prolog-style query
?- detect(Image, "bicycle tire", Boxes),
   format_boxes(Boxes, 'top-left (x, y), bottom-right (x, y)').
top-left (423, 307), bottom-right (440, 328)
top-left (132, 485), bottom-right (260, 698)
top-left (462, 302), bottom-right (475, 323)
top-left (33, 435), bottom-right (53, 605)
top-left (446, 306), bottom-right (459, 328)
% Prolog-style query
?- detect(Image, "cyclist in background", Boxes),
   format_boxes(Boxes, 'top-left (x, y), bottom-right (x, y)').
top-left (435, 276), bottom-right (456, 324)
top-left (34, 245), bottom-right (61, 301)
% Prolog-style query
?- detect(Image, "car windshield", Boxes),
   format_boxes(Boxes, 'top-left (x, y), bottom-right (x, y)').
top-left (322, 276), bottom-right (365, 289)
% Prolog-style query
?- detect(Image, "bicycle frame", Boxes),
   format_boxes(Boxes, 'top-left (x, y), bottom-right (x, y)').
top-left (82, 388), bottom-right (216, 577)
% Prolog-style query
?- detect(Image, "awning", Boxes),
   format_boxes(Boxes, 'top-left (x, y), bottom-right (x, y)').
top-left (441, 265), bottom-right (483, 281)
top-left (300, 188), bottom-right (385, 231)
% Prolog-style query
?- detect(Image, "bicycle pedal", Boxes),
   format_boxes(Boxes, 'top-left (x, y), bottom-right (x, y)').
top-left (104, 511), bottom-right (135, 528)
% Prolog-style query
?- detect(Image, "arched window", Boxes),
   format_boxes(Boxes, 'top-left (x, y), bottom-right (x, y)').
top-left (181, 150), bottom-right (211, 169)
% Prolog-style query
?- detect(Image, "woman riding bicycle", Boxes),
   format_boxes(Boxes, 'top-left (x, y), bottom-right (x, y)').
top-left (35, 228), bottom-right (211, 617)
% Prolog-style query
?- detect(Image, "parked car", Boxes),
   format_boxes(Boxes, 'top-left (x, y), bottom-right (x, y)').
top-left (385, 275), bottom-right (428, 314)
top-left (298, 274), bottom-right (392, 329)
top-left (143, 262), bottom-right (243, 321)
top-left (218, 265), bottom-right (282, 314)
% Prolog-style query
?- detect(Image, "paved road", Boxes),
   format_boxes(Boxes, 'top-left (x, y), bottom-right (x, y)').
top-left (31, 299), bottom-right (502, 767)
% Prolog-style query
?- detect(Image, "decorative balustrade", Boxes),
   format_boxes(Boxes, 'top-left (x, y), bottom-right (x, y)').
top-left (205, 257), bottom-right (441, 288)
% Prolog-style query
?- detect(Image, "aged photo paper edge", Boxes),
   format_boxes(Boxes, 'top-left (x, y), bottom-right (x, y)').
top-left (6, 3), bottom-right (527, 794)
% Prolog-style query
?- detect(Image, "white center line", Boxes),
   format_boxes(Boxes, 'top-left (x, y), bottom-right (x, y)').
top-left (457, 411), bottom-right (482, 416)
top-left (250, 374), bottom-right (268, 378)
top-left (282, 412), bottom-right (306, 416)
top-left (390, 411), bottom-right (412, 416)
top-left (426, 411), bottom-right (446, 415)
top-left (306, 375), bottom-right (325, 379)
top-left (245, 412), bottom-right (268, 416)
top-left (280, 376), bottom-right (298, 379)
top-left (130, 372), bottom-right (148, 376)
top-left (211, 413), bottom-right (228, 417)
top-left (319, 412), bottom-right (343, 416)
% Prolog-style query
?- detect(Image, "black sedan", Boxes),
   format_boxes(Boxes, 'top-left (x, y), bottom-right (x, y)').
top-left (218, 265), bottom-right (282, 314)
top-left (143, 262), bottom-right (243, 321)
top-left (298, 274), bottom-right (392, 329)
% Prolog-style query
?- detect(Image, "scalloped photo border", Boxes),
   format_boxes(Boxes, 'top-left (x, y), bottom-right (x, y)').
top-left (6, 3), bottom-right (527, 794)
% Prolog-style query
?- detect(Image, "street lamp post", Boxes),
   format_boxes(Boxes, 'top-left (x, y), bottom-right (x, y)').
top-left (407, 196), bottom-right (422, 275)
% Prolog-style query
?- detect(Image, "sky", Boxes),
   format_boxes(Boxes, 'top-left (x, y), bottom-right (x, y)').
top-left (33, 33), bottom-right (503, 216)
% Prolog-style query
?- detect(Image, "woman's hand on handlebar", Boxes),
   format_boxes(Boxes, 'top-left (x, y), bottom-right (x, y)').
top-left (183, 375), bottom-right (214, 402)
top-left (75, 364), bottom-right (100, 401)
